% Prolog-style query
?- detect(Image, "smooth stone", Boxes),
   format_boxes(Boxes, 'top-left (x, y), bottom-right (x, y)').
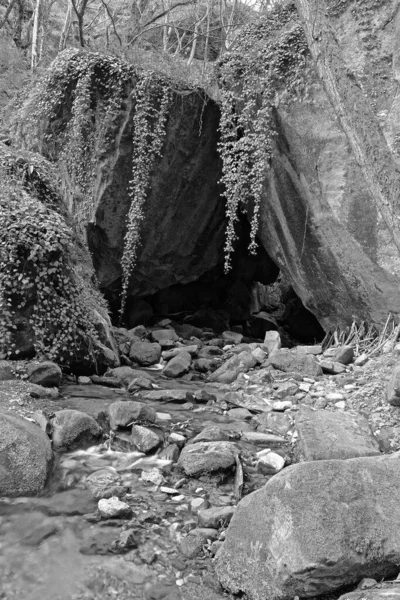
top-left (86, 469), bottom-right (122, 499)
top-left (131, 425), bottom-right (162, 453)
top-left (269, 349), bottom-right (322, 378)
top-left (263, 331), bottom-right (281, 355)
top-left (198, 505), bottom-right (235, 528)
top-left (334, 345), bottom-right (354, 365)
top-left (27, 361), bottom-right (62, 387)
top-left (129, 341), bottom-right (161, 366)
top-left (163, 351), bottom-right (191, 378)
top-left (208, 351), bottom-right (257, 384)
top-left (256, 450), bottom-right (285, 474)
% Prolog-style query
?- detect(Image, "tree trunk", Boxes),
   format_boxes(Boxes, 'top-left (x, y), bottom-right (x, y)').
top-left (31, 0), bottom-right (41, 71)
top-left (59, 2), bottom-right (71, 51)
top-left (294, 0), bottom-right (400, 255)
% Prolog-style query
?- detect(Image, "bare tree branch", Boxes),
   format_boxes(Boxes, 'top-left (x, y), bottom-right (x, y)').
top-left (99, 0), bottom-right (122, 46)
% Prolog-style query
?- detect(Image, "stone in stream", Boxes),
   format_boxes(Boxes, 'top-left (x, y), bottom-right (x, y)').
top-left (240, 431), bottom-right (287, 449)
top-left (180, 533), bottom-right (205, 558)
top-left (178, 441), bottom-right (238, 476)
top-left (0, 411), bottom-right (53, 496)
top-left (140, 389), bottom-right (189, 403)
top-left (85, 468), bottom-right (122, 500)
top-left (127, 376), bottom-right (153, 392)
top-left (193, 358), bottom-right (219, 372)
top-left (269, 349), bottom-right (322, 378)
top-left (108, 400), bottom-right (157, 430)
top-left (98, 497), bottom-right (132, 518)
top-left (216, 452), bottom-right (400, 600)
top-left (130, 425), bottom-right (162, 453)
top-left (129, 341), bottom-right (161, 366)
top-left (163, 351), bottom-right (191, 378)
top-left (296, 406), bottom-right (380, 461)
top-left (159, 444), bottom-right (180, 462)
top-left (27, 360), bottom-right (62, 387)
top-left (51, 409), bottom-right (102, 450)
top-left (319, 360), bottom-right (347, 375)
top-left (208, 351), bottom-right (257, 384)
top-left (273, 380), bottom-right (299, 398)
top-left (163, 345), bottom-right (198, 360)
top-left (387, 365), bottom-right (400, 406)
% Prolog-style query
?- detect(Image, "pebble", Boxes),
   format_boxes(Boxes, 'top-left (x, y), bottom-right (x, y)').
top-left (272, 400), bottom-right (292, 411)
top-left (256, 449), bottom-right (285, 475)
top-left (141, 468), bottom-right (165, 486)
top-left (326, 392), bottom-right (344, 401)
top-left (191, 497), bottom-right (207, 512)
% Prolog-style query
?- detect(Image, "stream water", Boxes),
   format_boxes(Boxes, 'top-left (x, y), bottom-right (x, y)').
top-left (0, 380), bottom-right (256, 600)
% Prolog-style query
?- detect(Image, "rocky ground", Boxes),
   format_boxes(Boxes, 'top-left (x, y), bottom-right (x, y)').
top-left (2, 322), bottom-right (400, 600)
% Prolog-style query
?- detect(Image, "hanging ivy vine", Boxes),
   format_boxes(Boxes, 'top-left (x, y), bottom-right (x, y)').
top-left (16, 50), bottom-right (173, 321)
top-left (120, 73), bottom-right (171, 319)
top-left (217, 2), bottom-right (309, 271)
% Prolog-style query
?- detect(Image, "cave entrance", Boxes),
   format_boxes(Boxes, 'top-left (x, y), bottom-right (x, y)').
top-left (108, 226), bottom-right (325, 346)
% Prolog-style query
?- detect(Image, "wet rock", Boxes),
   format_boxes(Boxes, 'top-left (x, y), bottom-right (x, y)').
top-left (256, 449), bottom-right (285, 475)
top-left (189, 426), bottom-right (230, 444)
top-left (198, 506), bottom-right (235, 528)
top-left (222, 331), bottom-right (243, 345)
top-left (269, 349), bottom-right (322, 378)
top-left (216, 453), bottom-right (400, 600)
top-left (159, 444), bottom-right (180, 462)
top-left (272, 400), bottom-right (292, 412)
top-left (86, 469), bottom-right (122, 500)
top-left (129, 341), bottom-right (161, 366)
top-left (178, 441), bottom-right (238, 476)
top-left (256, 412), bottom-right (292, 436)
top-left (173, 323), bottom-right (203, 339)
top-left (163, 345), bottom-right (198, 360)
top-left (387, 365), bottom-right (400, 406)
top-left (198, 346), bottom-right (224, 358)
top-left (163, 351), bottom-right (191, 378)
top-left (131, 425), bottom-right (162, 453)
top-left (296, 407), bottom-right (380, 461)
top-left (113, 528), bottom-right (140, 552)
top-left (151, 329), bottom-right (179, 346)
top-left (0, 411), bottom-right (52, 496)
top-left (334, 345), bottom-right (354, 365)
top-left (98, 497), bottom-right (132, 518)
top-left (141, 468), bottom-right (165, 486)
top-left (51, 409), bottom-right (102, 450)
top-left (263, 331), bottom-right (281, 354)
top-left (209, 351), bottom-right (257, 384)
top-left (27, 361), bottom-right (62, 387)
top-left (108, 400), bottom-right (156, 430)
top-left (0, 360), bottom-right (16, 380)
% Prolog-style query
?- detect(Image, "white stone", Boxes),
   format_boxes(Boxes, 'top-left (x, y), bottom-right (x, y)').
top-left (191, 497), bottom-right (207, 512)
top-left (299, 382), bottom-right (312, 392)
top-left (257, 451), bottom-right (285, 475)
top-left (160, 486), bottom-right (180, 495)
top-left (98, 497), bottom-right (131, 518)
top-left (326, 392), bottom-right (344, 401)
top-left (156, 412), bottom-right (172, 421)
top-left (263, 331), bottom-right (281, 355)
top-left (168, 432), bottom-right (186, 445)
top-left (272, 400), bottom-right (292, 412)
top-left (251, 348), bottom-right (267, 364)
top-left (354, 353), bottom-right (369, 366)
top-left (335, 401), bottom-right (346, 410)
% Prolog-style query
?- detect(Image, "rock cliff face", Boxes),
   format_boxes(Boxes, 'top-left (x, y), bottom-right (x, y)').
top-left (87, 93), bottom-right (224, 300)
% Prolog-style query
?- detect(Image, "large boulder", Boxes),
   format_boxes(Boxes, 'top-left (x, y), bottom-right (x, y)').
top-left (0, 412), bottom-right (53, 495)
top-left (268, 348), bottom-right (322, 378)
top-left (51, 410), bottom-right (102, 450)
top-left (129, 341), bottom-right (161, 366)
top-left (178, 441), bottom-right (238, 476)
top-left (27, 361), bottom-right (62, 387)
top-left (216, 453), bottom-right (400, 599)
